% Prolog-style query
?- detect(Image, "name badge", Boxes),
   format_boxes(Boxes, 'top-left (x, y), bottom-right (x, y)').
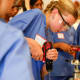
top-left (57, 33), bottom-right (64, 39)
top-left (35, 34), bottom-right (47, 47)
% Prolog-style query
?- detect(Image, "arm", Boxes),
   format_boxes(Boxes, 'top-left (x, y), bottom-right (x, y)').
top-left (26, 37), bottom-right (58, 61)
top-left (0, 29), bottom-right (34, 80)
top-left (41, 64), bottom-right (48, 80)
top-left (53, 42), bottom-right (76, 57)
top-left (25, 37), bottom-right (43, 61)
top-left (41, 48), bottom-right (58, 79)
top-left (25, 0), bottom-right (30, 10)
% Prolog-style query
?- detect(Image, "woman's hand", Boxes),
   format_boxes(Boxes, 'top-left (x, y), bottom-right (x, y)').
top-left (25, 37), bottom-right (43, 61)
top-left (46, 49), bottom-right (58, 61)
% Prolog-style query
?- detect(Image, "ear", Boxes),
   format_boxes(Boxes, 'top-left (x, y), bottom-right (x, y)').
top-left (51, 8), bottom-right (58, 14)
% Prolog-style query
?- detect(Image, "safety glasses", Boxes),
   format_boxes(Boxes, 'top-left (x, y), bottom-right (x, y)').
top-left (58, 9), bottom-right (71, 29)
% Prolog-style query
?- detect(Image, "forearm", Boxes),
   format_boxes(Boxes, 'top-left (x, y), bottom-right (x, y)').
top-left (25, 37), bottom-right (35, 49)
top-left (41, 64), bottom-right (48, 79)
top-left (53, 42), bottom-right (62, 49)
top-left (25, 37), bottom-right (43, 61)
top-left (25, 0), bottom-right (30, 10)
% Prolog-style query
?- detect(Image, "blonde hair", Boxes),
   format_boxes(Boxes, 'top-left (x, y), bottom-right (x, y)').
top-left (78, 6), bottom-right (80, 18)
top-left (44, 0), bottom-right (78, 19)
top-left (74, 1), bottom-right (80, 18)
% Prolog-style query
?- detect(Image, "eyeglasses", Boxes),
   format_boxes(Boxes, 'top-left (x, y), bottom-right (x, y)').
top-left (58, 9), bottom-right (71, 29)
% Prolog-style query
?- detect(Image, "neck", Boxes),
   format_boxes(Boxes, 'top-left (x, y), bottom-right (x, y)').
top-left (4, 16), bottom-right (9, 22)
top-left (0, 15), bottom-right (5, 19)
top-left (0, 14), bottom-right (9, 22)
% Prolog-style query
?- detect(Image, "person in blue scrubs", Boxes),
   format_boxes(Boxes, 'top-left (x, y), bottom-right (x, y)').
top-left (44, 27), bottom-right (76, 80)
top-left (74, 24), bottom-right (80, 61)
top-left (76, 24), bottom-right (80, 45)
top-left (8, 9), bottom-right (58, 80)
top-left (8, 0), bottom-right (78, 80)
top-left (4, 0), bottom-right (27, 22)
top-left (0, 0), bottom-right (34, 80)
top-left (30, 0), bottom-right (43, 10)
top-left (8, 8), bottom-right (58, 80)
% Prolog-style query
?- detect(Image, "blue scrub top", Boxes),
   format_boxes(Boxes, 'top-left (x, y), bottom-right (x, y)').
top-left (75, 24), bottom-right (80, 45)
top-left (8, 9), bottom-right (46, 39)
top-left (0, 21), bottom-right (34, 80)
top-left (75, 24), bottom-right (80, 62)
top-left (8, 9), bottom-right (46, 80)
top-left (46, 27), bottom-right (76, 76)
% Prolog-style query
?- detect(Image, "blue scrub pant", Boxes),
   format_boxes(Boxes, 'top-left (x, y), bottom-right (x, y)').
top-left (44, 76), bottom-right (73, 80)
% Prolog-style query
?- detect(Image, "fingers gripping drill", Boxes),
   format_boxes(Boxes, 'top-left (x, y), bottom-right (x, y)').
top-left (42, 42), bottom-right (53, 72)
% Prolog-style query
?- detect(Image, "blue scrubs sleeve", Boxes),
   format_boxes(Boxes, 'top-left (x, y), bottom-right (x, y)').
top-left (8, 9), bottom-right (43, 31)
top-left (0, 22), bottom-right (34, 80)
top-left (9, 9), bottom-right (47, 39)
top-left (8, 9), bottom-right (47, 80)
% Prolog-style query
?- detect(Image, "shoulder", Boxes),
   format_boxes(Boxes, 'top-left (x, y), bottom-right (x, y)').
top-left (72, 19), bottom-right (80, 30)
top-left (22, 9), bottom-right (44, 16)
top-left (8, 9), bottom-right (46, 30)
top-left (11, 9), bottom-right (44, 19)
top-left (0, 22), bottom-right (23, 39)
top-left (8, 9), bottom-right (45, 23)
top-left (0, 22), bottom-right (25, 51)
top-left (0, 22), bottom-right (29, 59)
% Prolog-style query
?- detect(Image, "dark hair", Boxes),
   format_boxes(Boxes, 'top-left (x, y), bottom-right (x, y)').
top-left (30, 0), bottom-right (37, 6)
top-left (14, 0), bottom-right (27, 11)
top-left (44, 0), bottom-right (78, 19)
top-left (14, 0), bottom-right (23, 5)
top-left (22, 0), bottom-right (27, 11)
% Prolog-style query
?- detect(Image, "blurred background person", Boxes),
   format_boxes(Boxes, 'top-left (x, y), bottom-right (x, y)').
top-left (25, 0), bottom-right (43, 10)
top-left (4, 0), bottom-right (23, 22)
top-left (30, 0), bottom-right (43, 10)
top-left (5, 0), bottom-right (27, 22)
top-left (0, 0), bottom-right (34, 80)
top-left (72, 0), bottom-right (80, 30)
